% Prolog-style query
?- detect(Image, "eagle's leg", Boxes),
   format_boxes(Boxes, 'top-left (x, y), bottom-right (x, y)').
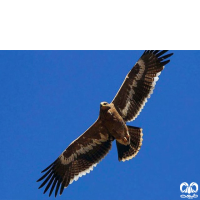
top-left (113, 130), bottom-right (130, 146)
top-left (123, 133), bottom-right (130, 144)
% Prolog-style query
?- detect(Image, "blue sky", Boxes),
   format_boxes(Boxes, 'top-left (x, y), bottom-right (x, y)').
top-left (1, 51), bottom-right (199, 200)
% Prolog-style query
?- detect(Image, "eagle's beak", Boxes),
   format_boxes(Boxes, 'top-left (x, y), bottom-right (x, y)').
top-left (100, 102), bottom-right (107, 107)
top-left (100, 102), bottom-right (110, 110)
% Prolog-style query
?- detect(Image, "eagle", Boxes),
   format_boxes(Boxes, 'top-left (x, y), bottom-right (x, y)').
top-left (37, 50), bottom-right (173, 197)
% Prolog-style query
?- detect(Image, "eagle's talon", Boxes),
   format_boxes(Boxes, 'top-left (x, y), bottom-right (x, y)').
top-left (123, 137), bottom-right (127, 142)
top-left (123, 136), bottom-right (129, 144)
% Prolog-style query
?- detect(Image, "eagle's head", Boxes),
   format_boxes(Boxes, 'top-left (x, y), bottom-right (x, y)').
top-left (100, 102), bottom-right (111, 110)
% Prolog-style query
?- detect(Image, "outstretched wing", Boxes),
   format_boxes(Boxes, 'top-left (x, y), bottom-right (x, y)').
top-left (37, 120), bottom-right (113, 197)
top-left (112, 50), bottom-right (173, 122)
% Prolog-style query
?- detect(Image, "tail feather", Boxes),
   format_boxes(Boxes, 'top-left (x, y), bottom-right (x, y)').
top-left (116, 126), bottom-right (143, 162)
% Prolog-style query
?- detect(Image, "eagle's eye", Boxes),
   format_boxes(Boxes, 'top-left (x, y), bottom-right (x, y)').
top-left (103, 102), bottom-right (107, 105)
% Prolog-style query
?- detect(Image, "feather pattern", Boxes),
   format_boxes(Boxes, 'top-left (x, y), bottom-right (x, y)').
top-left (112, 50), bottom-right (173, 122)
top-left (37, 120), bottom-right (112, 197)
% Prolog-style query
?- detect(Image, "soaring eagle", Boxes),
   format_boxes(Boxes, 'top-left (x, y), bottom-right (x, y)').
top-left (37, 50), bottom-right (173, 197)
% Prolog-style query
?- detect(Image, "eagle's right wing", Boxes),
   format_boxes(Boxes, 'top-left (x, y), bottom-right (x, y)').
top-left (37, 119), bottom-right (113, 197)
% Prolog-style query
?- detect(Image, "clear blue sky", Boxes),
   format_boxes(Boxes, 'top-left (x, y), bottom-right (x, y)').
top-left (1, 51), bottom-right (199, 200)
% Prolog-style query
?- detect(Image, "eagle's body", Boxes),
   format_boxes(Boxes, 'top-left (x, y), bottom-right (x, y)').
top-left (99, 102), bottom-right (130, 145)
top-left (37, 50), bottom-right (173, 197)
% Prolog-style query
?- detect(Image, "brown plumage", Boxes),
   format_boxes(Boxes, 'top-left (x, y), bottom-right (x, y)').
top-left (37, 50), bottom-right (173, 197)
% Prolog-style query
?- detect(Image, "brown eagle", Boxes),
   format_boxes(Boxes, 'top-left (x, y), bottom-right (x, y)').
top-left (37, 50), bottom-right (173, 197)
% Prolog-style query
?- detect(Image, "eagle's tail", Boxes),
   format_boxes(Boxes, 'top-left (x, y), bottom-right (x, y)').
top-left (116, 126), bottom-right (143, 162)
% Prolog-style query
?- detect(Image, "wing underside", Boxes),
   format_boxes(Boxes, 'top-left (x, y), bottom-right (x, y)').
top-left (112, 50), bottom-right (173, 122)
top-left (37, 120), bottom-right (113, 197)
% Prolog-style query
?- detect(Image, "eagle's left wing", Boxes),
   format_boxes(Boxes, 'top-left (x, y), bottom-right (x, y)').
top-left (37, 120), bottom-right (113, 197)
top-left (112, 50), bottom-right (173, 122)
